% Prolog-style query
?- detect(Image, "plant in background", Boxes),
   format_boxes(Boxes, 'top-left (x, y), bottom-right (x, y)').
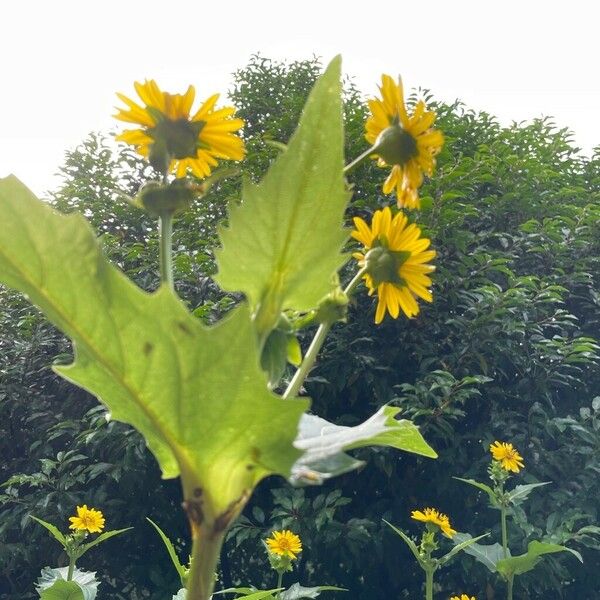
top-left (454, 441), bottom-right (582, 599)
top-left (31, 506), bottom-right (130, 599)
top-left (384, 510), bottom-right (486, 600)
top-left (0, 57), bottom-right (440, 600)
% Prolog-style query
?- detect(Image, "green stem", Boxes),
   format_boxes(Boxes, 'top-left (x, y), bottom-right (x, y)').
top-left (66, 556), bottom-right (75, 581)
top-left (282, 267), bottom-right (366, 400)
top-left (501, 505), bottom-right (509, 559)
top-left (425, 567), bottom-right (434, 600)
top-left (186, 527), bottom-right (224, 600)
top-left (507, 574), bottom-right (514, 600)
top-left (159, 212), bottom-right (174, 290)
top-left (343, 145), bottom-right (376, 175)
top-left (276, 571), bottom-right (284, 600)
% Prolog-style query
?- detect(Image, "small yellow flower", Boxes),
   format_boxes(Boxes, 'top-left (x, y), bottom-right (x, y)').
top-left (68, 505), bottom-right (105, 533)
top-left (411, 507), bottom-right (456, 538)
top-left (490, 441), bottom-right (525, 473)
top-left (352, 206), bottom-right (435, 323)
top-left (450, 595), bottom-right (476, 600)
top-left (265, 530), bottom-right (302, 559)
top-left (365, 74), bottom-right (443, 210)
top-left (114, 79), bottom-right (245, 178)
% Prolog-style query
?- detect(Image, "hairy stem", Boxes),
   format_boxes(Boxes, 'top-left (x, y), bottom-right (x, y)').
top-left (501, 505), bottom-right (509, 559)
top-left (283, 267), bottom-right (366, 399)
top-left (186, 526), bottom-right (224, 600)
top-left (425, 567), bottom-right (434, 600)
top-left (276, 571), bottom-right (284, 600)
top-left (159, 212), bottom-right (174, 290)
top-left (66, 556), bottom-right (75, 581)
top-left (507, 574), bottom-right (514, 600)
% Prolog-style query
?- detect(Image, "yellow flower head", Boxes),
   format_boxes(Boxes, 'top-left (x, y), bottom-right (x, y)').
top-left (490, 441), bottom-right (525, 473)
top-left (352, 206), bottom-right (435, 323)
top-left (450, 595), bottom-right (476, 600)
top-left (265, 529), bottom-right (303, 560)
top-left (114, 79), bottom-right (245, 178)
top-left (366, 74), bottom-right (444, 209)
top-left (411, 507), bottom-right (456, 538)
top-left (68, 505), bottom-right (105, 534)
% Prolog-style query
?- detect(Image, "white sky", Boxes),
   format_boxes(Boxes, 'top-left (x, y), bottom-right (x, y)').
top-left (2, 0), bottom-right (598, 197)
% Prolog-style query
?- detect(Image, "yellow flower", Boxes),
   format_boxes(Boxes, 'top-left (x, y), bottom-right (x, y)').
top-left (490, 441), bottom-right (525, 473)
top-left (265, 530), bottom-right (302, 559)
top-left (352, 206), bottom-right (435, 323)
top-left (68, 505), bottom-right (105, 533)
top-left (365, 74), bottom-right (443, 209)
top-left (450, 595), bottom-right (476, 600)
top-left (411, 507), bottom-right (457, 538)
top-left (114, 79), bottom-right (245, 178)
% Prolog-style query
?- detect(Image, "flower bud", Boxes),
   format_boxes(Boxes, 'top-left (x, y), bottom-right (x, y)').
top-left (373, 124), bottom-right (418, 166)
top-left (136, 180), bottom-right (197, 216)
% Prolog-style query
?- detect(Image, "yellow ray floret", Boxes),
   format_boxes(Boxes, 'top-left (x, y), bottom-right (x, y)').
top-left (352, 206), bottom-right (435, 323)
top-left (490, 441), bottom-right (525, 473)
top-left (114, 79), bottom-right (245, 178)
top-left (411, 507), bottom-right (457, 538)
top-left (365, 74), bottom-right (443, 209)
top-left (68, 505), bottom-right (105, 533)
top-left (265, 529), bottom-right (303, 560)
top-left (451, 595), bottom-right (476, 600)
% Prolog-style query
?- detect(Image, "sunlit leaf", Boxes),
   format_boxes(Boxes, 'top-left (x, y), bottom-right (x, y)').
top-left (215, 57), bottom-right (349, 332)
top-left (0, 175), bottom-right (308, 517)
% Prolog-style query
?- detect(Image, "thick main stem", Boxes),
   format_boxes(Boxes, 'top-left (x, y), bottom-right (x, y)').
top-left (501, 505), bottom-right (509, 559)
top-left (276, 571), bottom-right (284, 599)
top-left (425, 567), bottom-right (434, 600)
top-left (507, 575), bottom-right (514, 600)
top-left (66, 557), bottom-right (75, 581)
top-left (283, 267), bottom-right (366, 400)
top-left (186, 527), bottom-right (224, 600)
top-left (159, 212), bottom-right (174, 290)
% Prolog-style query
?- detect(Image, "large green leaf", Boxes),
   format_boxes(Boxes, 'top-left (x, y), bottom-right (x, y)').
top-left (0, 175), bottom-right (308, 515)
top-left (496, 540), bottom-right (583, 577)
top-left (215, 57), bottom-right (349, 329)
top-left (36, 567), bottom-right (98, 600)
top-left (291, 407), bottom-right (436, 485)
top-left (452, 533), bottom-right (506, 572)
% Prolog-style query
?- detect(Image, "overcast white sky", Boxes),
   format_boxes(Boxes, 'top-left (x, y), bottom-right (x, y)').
top-left (2, 0), bottom-right (598, 196)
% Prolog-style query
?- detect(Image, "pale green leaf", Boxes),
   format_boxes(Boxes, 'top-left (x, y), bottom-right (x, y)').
top-left (507, 482), bottom-right (551, 505)
top-left (281, 583), bottom-right (346, 599)
top-left (30, 516), bottom-right (67, 547)
top-left (496, 540), bottom-right (582, 578)
top-left (173, 590), bottom-right (186, 600)
top-left (36, 567), bottom-right (98, 600)
top-left (215, 57), bottom-right (349, 326)
top-left (291, 407), bottom-right (436, 485)
top-left (0, 175), bottom-right (308, 515)
top-left (452, 533), bottom-right (506, 572)
top-left (39, 582), bottom-right (85, 600)
top-left (147, 518), bottom-right (187, 583)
